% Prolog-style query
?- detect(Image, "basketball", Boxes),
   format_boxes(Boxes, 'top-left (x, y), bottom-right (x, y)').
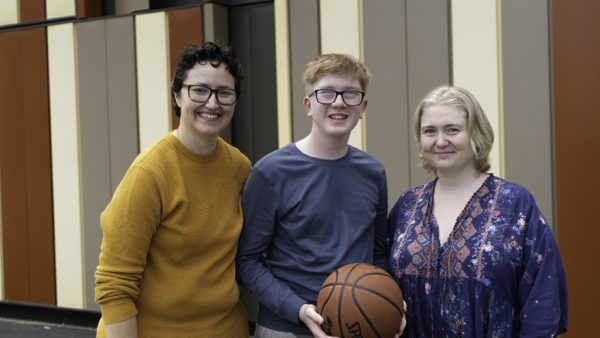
top-left (316, 263), bottom-right (404, 338)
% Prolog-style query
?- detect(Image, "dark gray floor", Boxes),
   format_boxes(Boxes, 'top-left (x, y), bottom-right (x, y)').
top-left (0, 318), bottom-right (96, 338)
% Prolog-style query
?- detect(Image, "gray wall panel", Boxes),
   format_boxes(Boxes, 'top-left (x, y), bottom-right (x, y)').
top-left (406, 0), bottom-right (450, 187)
top-left (106, 16), bottom-right (139, 192)
top-left (77, 20), bottom-right (112, 310)
top-left (289, 0), bottom-right (319, 141)
top-left (363, 1), bottom-right (410, 204)
top-left (501, 0), bottom-right (554, 225)
top-left (77, 16), bottom-right (138, 310)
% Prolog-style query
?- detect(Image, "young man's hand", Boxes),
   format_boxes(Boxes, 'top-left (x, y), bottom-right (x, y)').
top-left (299, 304), bottom-right (338, 338)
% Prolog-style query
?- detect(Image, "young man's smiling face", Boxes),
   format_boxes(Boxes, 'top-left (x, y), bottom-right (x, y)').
top-left (303, 73), bottom-right (367, 140)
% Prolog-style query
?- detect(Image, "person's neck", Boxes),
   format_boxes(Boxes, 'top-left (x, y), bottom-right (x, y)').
top-left (295, 133), bottom-right (349, 160)
top-left (173, 129), bottom-right (218, 156)
top-left (436, 166), bottom-right (486, 192)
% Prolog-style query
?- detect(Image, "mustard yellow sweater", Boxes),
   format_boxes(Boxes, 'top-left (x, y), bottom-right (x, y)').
top-left (95, 133), bottom-right (251, 338)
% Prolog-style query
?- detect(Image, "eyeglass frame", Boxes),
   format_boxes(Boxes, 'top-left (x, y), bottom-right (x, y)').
top-left (310, 89), bottom-right (366, 106)
top-left (182, 84), bottom-right (238, 106)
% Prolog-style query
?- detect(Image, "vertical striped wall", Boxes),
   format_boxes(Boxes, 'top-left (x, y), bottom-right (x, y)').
top-left (275, 0), bottom-right (554, 224)
top-left (0, 5), bottom-right (207, 310)
top-left (1, 1), bottom-right (597, 326)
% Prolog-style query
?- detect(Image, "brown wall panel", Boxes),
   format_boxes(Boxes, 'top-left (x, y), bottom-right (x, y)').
top-left (0, 29), bottom-right (29, 301)
top-left (0, 28), bottom-right (55, 305)
top-left (19, 0), bottom-right (45, 23)
top-left (553, 0), bottom-right (600, 335)
top-left (167, 6), bottom-right (203, 129)
top-left (77, 0), bottom-right (102, 19)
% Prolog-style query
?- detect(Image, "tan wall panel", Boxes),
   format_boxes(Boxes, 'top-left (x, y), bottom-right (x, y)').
top-left (274, 0), bottom-right (292, 146)
top-left (135, 11), bottom-right (171, 150)
top-left (48, 23), bottom-right (85, 309)
top-left (553, 0), bottom-right (600, 335)
top-left (46, 0), bottom-right (76, 19)
top-left (319, 0), bottom-right (364, 149)
top-left (451, 0), bottom-right (503, 177)
top-left (0, 1), bottom-right (19, 25)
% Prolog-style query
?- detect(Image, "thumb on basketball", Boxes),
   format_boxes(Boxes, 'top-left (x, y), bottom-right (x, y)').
top-left (301, 304), bottom-right (324, 324)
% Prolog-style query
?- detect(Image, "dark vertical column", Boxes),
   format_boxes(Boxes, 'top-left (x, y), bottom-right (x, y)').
top-left (230, 3), bottom-right (278, 162)
top-left (0, 28), bottom-right (55, 305)
top-left (168, 6), bottom-right (203, 129)
top-left (77, 0), bottom-right (103, 19)
top-left (553, 0), bottom-right (600, 335)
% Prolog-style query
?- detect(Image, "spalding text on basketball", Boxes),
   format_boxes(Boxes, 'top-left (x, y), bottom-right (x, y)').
top-left (346, 321), bottom-right (363, 338)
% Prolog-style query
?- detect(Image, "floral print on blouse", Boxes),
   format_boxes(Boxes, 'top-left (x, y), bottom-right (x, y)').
top-left (389, 175), bottom-right (568, 337)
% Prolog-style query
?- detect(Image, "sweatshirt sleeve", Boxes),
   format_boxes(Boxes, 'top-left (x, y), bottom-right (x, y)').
top-left (236, 169), bottom-right (306, 324)
top-left (95, 164), bottom-right (162, 324)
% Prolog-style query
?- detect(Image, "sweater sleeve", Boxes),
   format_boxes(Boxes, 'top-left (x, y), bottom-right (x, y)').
top-left (95, 164), bottom-right (162, 324)
top-left (236, 169), bottom-right (306, 325)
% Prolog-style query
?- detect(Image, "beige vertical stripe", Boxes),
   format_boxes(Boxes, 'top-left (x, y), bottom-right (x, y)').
top-left (275, 0), bottom-right (292, 147)
top-left (135, 12), bottom-right (171, 150)
top-left (451, 0), bottom-right (504, 177)
top-left (46, 0), bottom-right (76, 19)
top-left (47, 23), bottom-right (85, 308)
top-left (0, 0), bottom-right (19, 25)
top-left (319, 0), bottom-right (364, 149)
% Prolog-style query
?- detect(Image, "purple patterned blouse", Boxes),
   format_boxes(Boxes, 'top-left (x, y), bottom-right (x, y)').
top-left (389, 175), bottom-right (568, 337)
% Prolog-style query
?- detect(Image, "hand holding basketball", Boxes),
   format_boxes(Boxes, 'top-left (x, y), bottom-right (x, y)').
top-left (316, 263), bottom-right (404, 338)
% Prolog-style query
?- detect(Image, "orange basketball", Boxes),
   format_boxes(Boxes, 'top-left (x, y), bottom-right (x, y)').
top-left (316, 263), bottom-right (404, 338)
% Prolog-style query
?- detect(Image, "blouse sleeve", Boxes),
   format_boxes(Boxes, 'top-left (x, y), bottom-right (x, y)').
top-left (94, 164), bottom-right (162, 324)
top-left (516, 191), bottom-right (568, 337)
top-left (373, 169), bottom-right (390, 272)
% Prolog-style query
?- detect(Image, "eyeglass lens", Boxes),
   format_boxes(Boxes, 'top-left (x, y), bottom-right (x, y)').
top-left (186, 85), bottom-right (236, 105)
top-left (314, 89), bottom-right (364, 106)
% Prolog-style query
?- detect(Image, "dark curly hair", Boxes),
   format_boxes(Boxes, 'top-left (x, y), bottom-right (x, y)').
top-left (171, 41), bottom-right (243, 117)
